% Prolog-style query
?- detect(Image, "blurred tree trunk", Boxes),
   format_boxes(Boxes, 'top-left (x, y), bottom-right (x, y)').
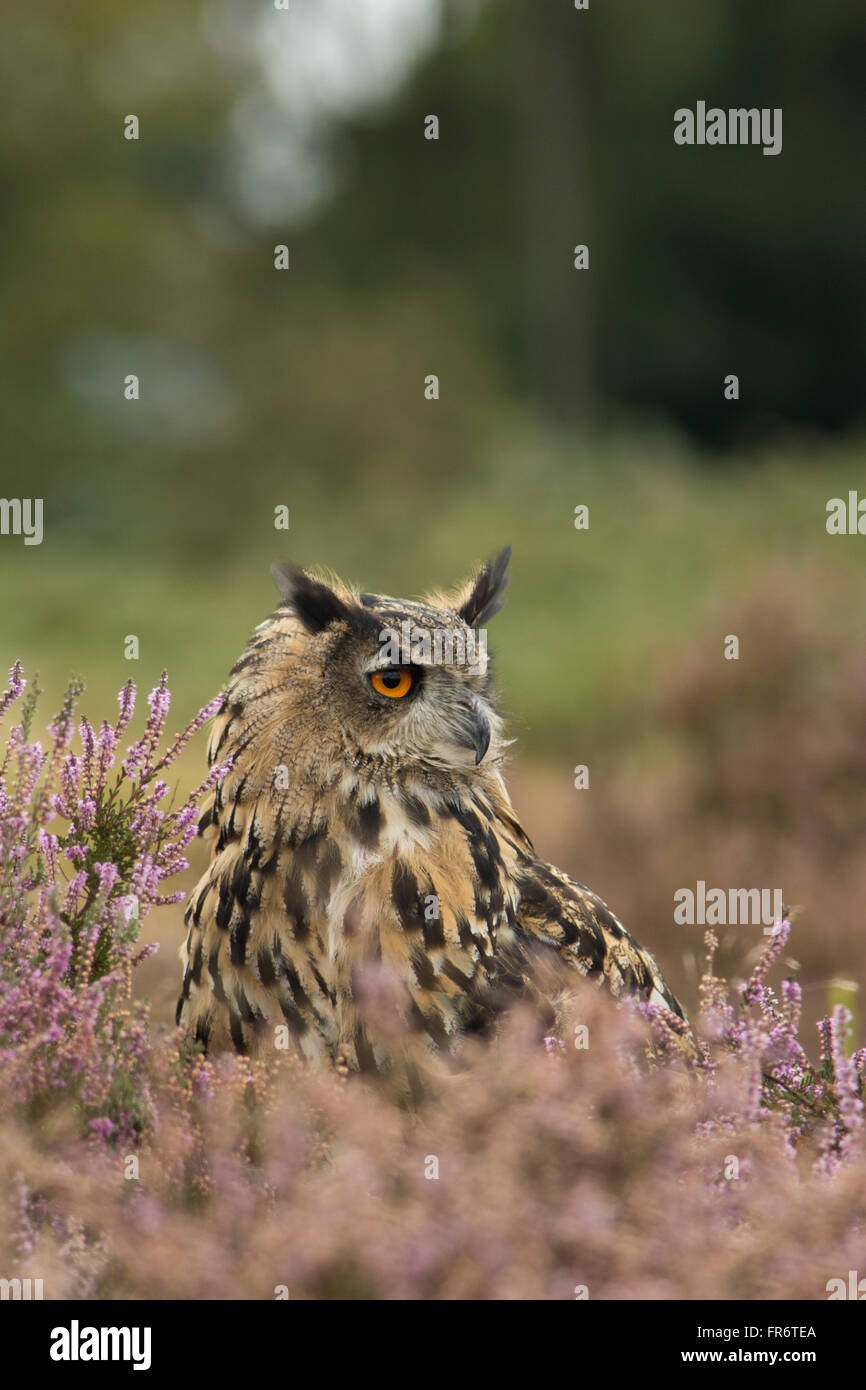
top-left (513, 0), bottom-right (598, 425)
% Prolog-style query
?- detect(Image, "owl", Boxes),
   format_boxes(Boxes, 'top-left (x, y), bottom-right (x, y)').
top-left (178, 548), bottom-right (690, 1095)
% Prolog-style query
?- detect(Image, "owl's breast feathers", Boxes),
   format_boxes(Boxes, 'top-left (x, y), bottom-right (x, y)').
top-left (178, 694), bottom-right (691, 1081)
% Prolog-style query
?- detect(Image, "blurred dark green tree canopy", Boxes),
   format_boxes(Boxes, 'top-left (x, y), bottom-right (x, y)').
top-left (3, 0), bottom-right (864, 531)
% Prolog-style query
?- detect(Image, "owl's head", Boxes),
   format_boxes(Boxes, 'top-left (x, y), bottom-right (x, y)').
top-left (259, 547), bottom-right (512, 775)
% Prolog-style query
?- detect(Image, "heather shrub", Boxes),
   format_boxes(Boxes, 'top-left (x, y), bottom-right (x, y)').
top-left (0, 664), bottom-right (227, 1147)
top-left (0, 663), bottom-right (865, 1300)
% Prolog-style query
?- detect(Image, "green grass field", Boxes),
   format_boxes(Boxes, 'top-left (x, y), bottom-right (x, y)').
top-left (5, 426), bottom-right (866, 774)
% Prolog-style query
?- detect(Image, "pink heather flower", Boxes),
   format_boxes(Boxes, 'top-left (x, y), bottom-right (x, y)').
top-left (96, 720), bottom-right (118, 777)
top-left (89, 1117), bottom-right (116, 1142)
top-left (150, 693), bottom-right (225, 776)
top-left (78, 717), bottom-right (96, 795)
top-left (817, 1014), bottom-right (833, 1071)
top-left (115, 680), bottom-right (136, 739)
top-left (123, 673), bottom-right (172, 778)
top-left (827, 1006), bottom-right (864, 1149)
top-left (743, 918), bottom-right (791, 1002)
top-left (36, 829), bottom-right (60, 876)
top-left (780, 978), bottom-right (802, 1031)
top-left (92, 861), bottom-right (120, 896)
top-left (114, 896), bottom-right (140, 931)
top-left (58, 754), bottom-right (83, 816)
top-left (193, 758), bottom-right (234, 802)
top-left (0, 662), bottom-right (26, 719)
top-left (120, 675), bottom-right (173, 781)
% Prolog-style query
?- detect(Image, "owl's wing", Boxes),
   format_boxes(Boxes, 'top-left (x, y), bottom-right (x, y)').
top-left (507, 853), bottom-right (689, 1023)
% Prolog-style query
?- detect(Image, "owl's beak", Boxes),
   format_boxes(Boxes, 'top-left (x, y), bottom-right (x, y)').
top-left (452, 695), bottom-right (491, 765)
top-left (465, 698), bottom-right (491, 765)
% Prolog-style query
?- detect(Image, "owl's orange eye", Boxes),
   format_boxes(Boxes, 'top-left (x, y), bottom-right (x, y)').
top-left (370, 668), bottom-right (413, 699)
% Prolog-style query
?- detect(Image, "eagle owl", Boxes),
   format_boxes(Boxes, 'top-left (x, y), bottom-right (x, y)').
top-left (178, 549), bottom-right (688, 1093)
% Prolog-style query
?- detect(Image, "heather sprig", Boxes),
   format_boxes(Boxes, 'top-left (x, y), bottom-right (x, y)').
top-left (0, 664), bottom-right (230, 1143)
top-left (692, 918), bottom-right (864, 1152)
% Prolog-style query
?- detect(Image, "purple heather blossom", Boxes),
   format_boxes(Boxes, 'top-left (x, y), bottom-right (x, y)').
top-left (0, 664), bottom-right (232, 1145)
top-left (822, 1006), bottom-right (864, 1162)
top-left (0, 661), bottom-right (26, 719)
top-left (115, 680), bottom-right (136, 739)
top-left (742, 917), bottom-right (791, 1002)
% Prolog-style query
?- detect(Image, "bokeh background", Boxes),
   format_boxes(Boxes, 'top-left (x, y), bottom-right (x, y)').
top-left (2, 0), bottom-right (866, 1040)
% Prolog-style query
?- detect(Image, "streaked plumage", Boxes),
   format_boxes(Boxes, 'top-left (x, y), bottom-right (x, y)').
top-left (178, 549), bottom-right (689, 1093)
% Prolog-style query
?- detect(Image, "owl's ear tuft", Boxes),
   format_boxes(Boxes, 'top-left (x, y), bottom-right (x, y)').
top-left (270, 563), bottom-right (352, 634)
top-left (456, 545), bottom-right (512, 628)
